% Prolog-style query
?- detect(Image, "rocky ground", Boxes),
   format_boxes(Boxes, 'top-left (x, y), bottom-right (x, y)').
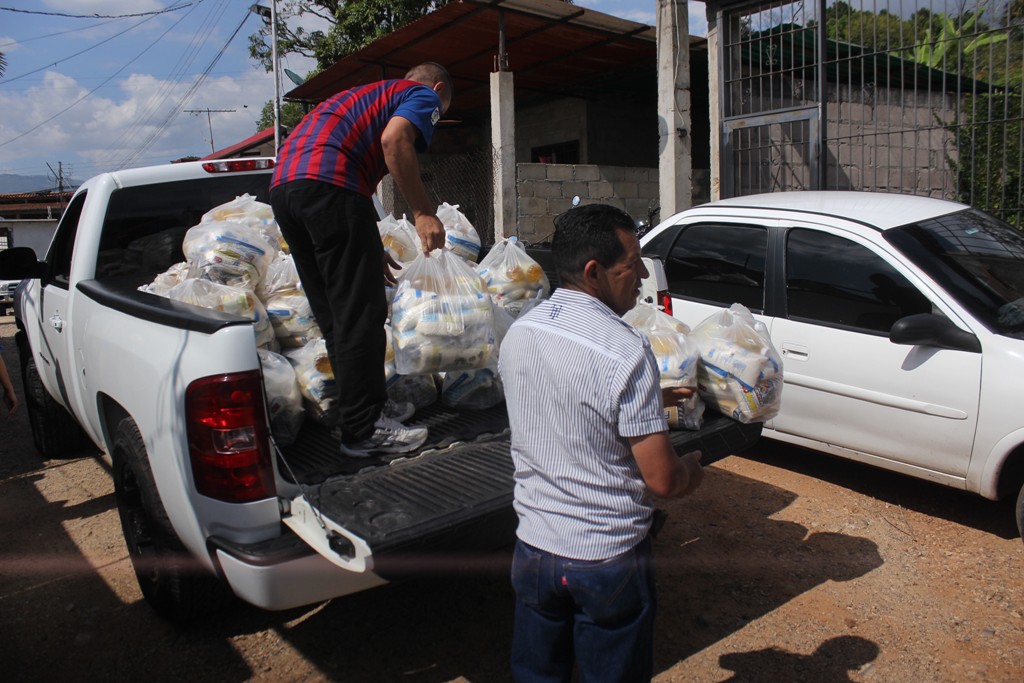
top-left (1, 318), bottom-right (1021, 682)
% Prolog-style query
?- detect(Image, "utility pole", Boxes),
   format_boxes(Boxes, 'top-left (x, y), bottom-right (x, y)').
top-left (185, 108), bottom-right (236, 154)
top-left (46, 161), bottom-right (70, 207)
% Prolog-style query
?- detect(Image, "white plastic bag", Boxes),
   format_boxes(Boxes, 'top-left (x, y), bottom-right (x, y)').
top-left (202, 193), bottom-right (286, 252)
top-left (167, 278), bottom-right (275, 349)
top-left (183, 220), bottom-right (275, 289)
top-left (624, 303), bottom-right (705, 430)
top-left (391, 249), bottom-right (496, 374)
top-left (378, 213), bottom-right (422, 265)
top-left (139, 261), bottom-right (189, 296)
top-left (283, 338), bottom-right (335, 414)
top-left (689, 303), bottom-right (783, 424)
top-left (258, 348), bottom-right (304, 446)
top-left (437, 202), bottom-right (481, 262)
top-left (476, 236), bottom-right (550, 316)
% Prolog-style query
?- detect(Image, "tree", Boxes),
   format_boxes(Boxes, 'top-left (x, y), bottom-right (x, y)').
top-left (248, 1), bottom-right (452, 75)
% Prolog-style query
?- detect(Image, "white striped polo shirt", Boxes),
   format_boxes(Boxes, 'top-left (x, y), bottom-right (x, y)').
top-left (499, 287), bottom-right (669, 561)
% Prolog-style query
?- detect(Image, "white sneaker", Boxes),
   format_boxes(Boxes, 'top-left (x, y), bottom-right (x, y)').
top-left (382, 398), bottom-right (416, 423)
top-left (339, 414), bottom-right (428, 458)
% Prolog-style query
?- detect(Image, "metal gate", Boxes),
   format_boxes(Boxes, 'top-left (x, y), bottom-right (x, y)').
top-left (718, 0), bottom-right (1023, 227)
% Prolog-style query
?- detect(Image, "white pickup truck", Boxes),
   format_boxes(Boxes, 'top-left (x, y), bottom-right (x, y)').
top-left (0, 158), bottom-right (762, 623)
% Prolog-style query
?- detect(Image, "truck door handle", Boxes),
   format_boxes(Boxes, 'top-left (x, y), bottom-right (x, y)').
top-left (780, 342), bottom-right (808, 361)
top-left (49, 314), bottom-right (64, 333)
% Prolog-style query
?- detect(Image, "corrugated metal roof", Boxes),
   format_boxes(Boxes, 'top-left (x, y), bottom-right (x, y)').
top-left (283, 0), bottom-right (668, 115)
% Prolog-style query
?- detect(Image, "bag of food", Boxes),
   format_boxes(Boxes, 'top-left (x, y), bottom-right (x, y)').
top-left (624, 303), bottom-right (705, 430)
top-left (689, 303), bottom-right (783, 424)
top-left (183, 221), bottom-right (275, 289)
top-left (257, 252), bottom-right (301, 300)
top-left (201, 193), bottom-right (286, 252)
top-left (436, 202), bottom-right (481, 262)
top-left (476, 236), bottom-right (550, 316)
top-left (441, 362), bottom-right (504, 410)
top-left (378, 213), bottom-right (421, 265)
top-left (258, 348), bottom-right (304, 446)
top-left (167, 278), bottom-right (275, 349)
top-left (388, 373), bottom-right (439, 410)
top-left (139, 261), bottom-right (190, 296)
top-left (391, 248), bottom-right (496, 375)
top-left (283, 337), bottom-right (336, 415)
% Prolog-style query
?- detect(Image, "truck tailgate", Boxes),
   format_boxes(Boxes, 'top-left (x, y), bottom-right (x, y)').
top-left (279, 406), bottom-right (760, 577)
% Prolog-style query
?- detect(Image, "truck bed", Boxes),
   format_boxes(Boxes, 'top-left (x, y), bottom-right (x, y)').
top-left (277, 405), bottom-right (760, 573)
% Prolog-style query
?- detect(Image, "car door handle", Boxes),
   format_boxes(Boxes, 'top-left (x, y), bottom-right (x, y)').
top-left (780, 342), bottom-right (808, 361)
top-left (49, 314), bottom-right (64, 333)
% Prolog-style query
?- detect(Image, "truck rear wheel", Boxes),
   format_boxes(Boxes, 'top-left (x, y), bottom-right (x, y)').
top-left (1016, 483), bottom-right (1024, 543)
top-left (111, 417), bottom-right (234, 623)
top-left (19, 353), bottom-right (93, 457)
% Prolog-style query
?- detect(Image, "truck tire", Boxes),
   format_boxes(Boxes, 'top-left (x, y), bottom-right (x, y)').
top-left (1016, 483), bottom-right (1024, 543)
top-left (111, 417), bottom-right (235, 623)
top-left (19, 354), bottom-right (93, 457)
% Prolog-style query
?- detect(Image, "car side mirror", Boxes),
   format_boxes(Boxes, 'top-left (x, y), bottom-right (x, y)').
top-left (889, 313), bottom-right (981, 353)
top-left (0, 247), bottom-right (46, 281)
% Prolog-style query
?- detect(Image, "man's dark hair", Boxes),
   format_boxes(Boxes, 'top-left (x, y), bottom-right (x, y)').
top-left (405, 62), bottom-right (453, 100)
top-left (552, 203), bottom-right (636, 287)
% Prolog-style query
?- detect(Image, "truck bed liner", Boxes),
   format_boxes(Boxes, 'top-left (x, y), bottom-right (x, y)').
top-left (279, 405), bottom-right (760, 569)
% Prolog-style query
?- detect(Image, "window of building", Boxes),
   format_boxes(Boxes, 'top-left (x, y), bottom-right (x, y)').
top-left (531, 140), bottom-right (579, 164)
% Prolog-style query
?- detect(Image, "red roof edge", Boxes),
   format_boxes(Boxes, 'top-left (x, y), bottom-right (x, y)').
top-left (200, 127), bottom-right (275, 160)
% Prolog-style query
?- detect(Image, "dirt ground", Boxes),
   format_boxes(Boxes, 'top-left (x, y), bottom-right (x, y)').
top-left (1, 317), bottom-right (1022, 683)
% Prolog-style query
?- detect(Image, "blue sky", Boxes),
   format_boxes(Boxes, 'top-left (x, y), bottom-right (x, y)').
top-left (0, 1), bottom-right (708, 186)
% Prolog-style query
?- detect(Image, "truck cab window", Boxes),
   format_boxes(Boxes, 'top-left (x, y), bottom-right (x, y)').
top-left (786, 228), bottom-right (932, 333)
top-left (663, 223), bottom-right (767, 311)
top-left (47, 192), bottom-right (87, 289)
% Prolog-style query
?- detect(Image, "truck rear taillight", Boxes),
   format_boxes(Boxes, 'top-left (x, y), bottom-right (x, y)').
top-left (657, 291), bottom-right (673, 316)
top-left (202, 159), bottom-right (275, 173)
top-left (186, 371), bottom-right (276, 503)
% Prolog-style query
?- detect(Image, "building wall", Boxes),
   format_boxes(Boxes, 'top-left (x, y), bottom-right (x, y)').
top-left (514, 163), bottom-right (660, 243)
top-left (0, 219), bottom-right (58, 257)
top-left (515, 98), bottom-right (589, 163)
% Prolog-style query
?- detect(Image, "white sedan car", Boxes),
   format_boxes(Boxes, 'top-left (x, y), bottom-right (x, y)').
top-left (640, 191), bottom-right (1024, 538)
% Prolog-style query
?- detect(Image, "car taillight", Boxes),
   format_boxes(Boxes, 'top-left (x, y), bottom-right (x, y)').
top-left (202, 159), bottom-right (275, 173)
top-left (657, 290), bottom-right (673, 316)
top-left (186, 371), bottom-right (275, 502)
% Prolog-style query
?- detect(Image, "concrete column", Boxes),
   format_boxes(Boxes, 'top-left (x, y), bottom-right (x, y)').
top-left (657, 0), bottom-right (692, 217)
top-left (491, 70), bottom-right (516, 241)
top-left (706, 7), bottom-right (722, 201)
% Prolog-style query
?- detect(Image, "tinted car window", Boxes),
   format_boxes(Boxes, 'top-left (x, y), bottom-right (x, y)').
top-left (47, 191), bottom-right (87, 289)
top-left (786, 228), bottom-right (931, 333)
top-left (662, 224), bottom-right (767, 311)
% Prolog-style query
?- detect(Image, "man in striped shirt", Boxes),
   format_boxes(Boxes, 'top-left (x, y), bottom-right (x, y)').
top-left (499, 204), bottom-right (705, 682)
top-left (269, 63), bottom-right (451, 458)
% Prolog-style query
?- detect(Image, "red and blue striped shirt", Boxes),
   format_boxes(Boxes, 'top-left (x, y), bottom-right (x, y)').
top-left (271, 79), bottom-right (441, 196)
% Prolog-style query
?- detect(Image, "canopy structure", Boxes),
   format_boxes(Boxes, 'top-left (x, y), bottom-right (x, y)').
top-left (283, 0), bottom-right (661, 115)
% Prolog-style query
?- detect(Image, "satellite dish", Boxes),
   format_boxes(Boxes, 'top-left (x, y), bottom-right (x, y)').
top-left (284, 68), bottom-right (305, 87)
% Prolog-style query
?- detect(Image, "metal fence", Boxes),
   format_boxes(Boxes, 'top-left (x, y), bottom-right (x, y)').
top-left (719, 0), bottom-right (1023, 227)
top-left (379, 147), bottom-right (496, 247)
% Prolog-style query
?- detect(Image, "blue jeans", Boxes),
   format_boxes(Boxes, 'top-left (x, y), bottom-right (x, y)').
top-left (510, 537), bottom-right (656, 683)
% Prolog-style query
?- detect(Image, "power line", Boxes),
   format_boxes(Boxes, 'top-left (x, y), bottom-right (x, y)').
top-left (185, 108), bottom-right (237, 153)
top-left (0, 2), bottom-right (203, 20)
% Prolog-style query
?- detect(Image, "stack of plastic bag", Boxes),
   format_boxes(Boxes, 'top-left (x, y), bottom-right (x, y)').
top-left (166, 278), bottom-right (276, 349)
top-left (624, 303), bottom-right (705, 430)
top-left (183, 221), bottom-right (275, 290)
top-left (437, 202), bottom-right (481, 262)
top-left (258, 252), bottom-right (320, 348)
top-left (201, 193), bottom-right (287, 253)
top-left (283, 337), bottom-right (336, 416)
top-left (257, 348), bottom-right (304, 446)
top-left (391, 249), bottom-right (496, 375)
top-left (689, 303), bottom-right (783, 424)
top-left (476, 236), bottom-right (550, 317)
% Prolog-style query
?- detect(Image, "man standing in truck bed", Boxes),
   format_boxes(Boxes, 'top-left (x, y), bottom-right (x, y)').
top-left (270, 62), bottom-right (452, 458)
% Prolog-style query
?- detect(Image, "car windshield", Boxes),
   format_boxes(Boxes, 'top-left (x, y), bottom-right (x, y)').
top-left (885, 208), bottom-right (1024, 338)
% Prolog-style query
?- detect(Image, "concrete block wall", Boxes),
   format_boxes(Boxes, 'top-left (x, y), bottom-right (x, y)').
top-left (513, 163), bottom-right (661, 244)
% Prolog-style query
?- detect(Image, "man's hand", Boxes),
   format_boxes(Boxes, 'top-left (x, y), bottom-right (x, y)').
top-left (383, 250), bottom-right (402, 287)
top-left (415, 214), bottom-right (446, 254)
top-left (662, 385), bottom-right (695, 408)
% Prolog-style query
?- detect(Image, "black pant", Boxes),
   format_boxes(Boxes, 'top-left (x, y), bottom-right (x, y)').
top-left (270, 179), bottom-right (387, 443)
